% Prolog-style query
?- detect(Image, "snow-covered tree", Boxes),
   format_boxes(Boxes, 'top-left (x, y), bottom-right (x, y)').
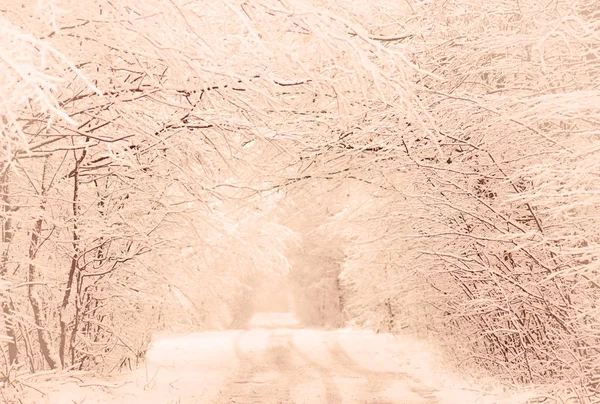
top-left (1, 0), bottom-right (598, 401)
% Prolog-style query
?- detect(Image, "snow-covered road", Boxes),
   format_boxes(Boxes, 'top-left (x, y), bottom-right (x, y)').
top-left (37, 313), bottom-right (531, 404)
top-left (178, 327), bottom-right (437, 404)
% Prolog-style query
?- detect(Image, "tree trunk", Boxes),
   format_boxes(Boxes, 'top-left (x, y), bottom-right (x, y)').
top-left (1, 301), bottom-right (18, 365)
top-left (59, 148), bottom-right (85, 368)
top-left (28, 217), bottom-right (60, 369)
top-left (27, 160), bottom-right (60, 370)
top-left (1, 167), bottom-right (18, 365)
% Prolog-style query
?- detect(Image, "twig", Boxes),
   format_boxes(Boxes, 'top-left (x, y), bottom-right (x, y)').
top-left (369, 34), bottom-right (413, 42)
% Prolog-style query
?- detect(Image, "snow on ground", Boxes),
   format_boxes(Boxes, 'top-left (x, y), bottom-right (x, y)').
top-left (333, 329), bottom-right (533, 404)
top-left (11, 312), bottom-right (533, 403)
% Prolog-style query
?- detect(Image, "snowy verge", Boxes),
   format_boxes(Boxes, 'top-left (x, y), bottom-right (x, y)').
top-left (335, 328), bottom-right (535, 404)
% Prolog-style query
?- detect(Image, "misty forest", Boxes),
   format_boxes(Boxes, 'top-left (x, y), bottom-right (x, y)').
top-left (0, 0), bottom-right (599, 403)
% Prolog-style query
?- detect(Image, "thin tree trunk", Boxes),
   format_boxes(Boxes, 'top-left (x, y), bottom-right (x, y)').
top-left (17, 320), bottom-right (35, 372)
top-left (28, 217), bottom-right (60, 369)
top-left (27, 159), bottom-right (60, 370)
top-left (59, 147), bottom-right (86, 367)
top-left (1, 301), bottom-right (18, 365)
top-left (59, 255), bottom-right (79, 367)
top-left (1, 167), bottom-right (18, 365)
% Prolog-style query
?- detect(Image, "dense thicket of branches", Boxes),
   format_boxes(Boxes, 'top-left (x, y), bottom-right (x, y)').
top-left (294, 1), bottom-right (599, 402)
top-left (1, 0), bottom-right (598, 402)
top-left (0, 0), bottom-right (301, 377)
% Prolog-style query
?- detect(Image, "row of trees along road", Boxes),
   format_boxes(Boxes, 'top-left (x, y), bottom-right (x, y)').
top-left (1, 0), bottom-right (599, 402)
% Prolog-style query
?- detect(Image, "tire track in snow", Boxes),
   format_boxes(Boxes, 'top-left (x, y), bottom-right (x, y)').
top-left (214, 329), bottom-right (296, 403)
top-left (288, 340), bottom-right (344, 404)
top-left (327, 334), bottom-right (439, 403)
top-left (213, 328), bottom-right (438, 403)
